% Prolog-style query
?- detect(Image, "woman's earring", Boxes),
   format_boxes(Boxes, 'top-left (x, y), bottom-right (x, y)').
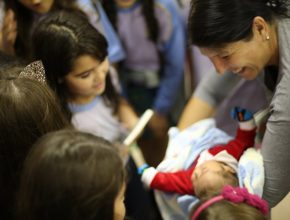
top-left (266, 35), bottom-right (270, 40)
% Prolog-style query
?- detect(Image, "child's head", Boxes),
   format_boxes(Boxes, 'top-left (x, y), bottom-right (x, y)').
top-left (0, 63), bottom-right (69, 165)
top-left (32, 10), bottom-right (119, 116)
top-left (64, 53), bottom-right (110, 103)
top-left (17, 129), bottom-right (126, 220)
top-left (0, 62), bottom-right (69, 218)
top-left (190, 185), bottom-right (269, 220)
top-left (192, 160), bottom-right (238, 198)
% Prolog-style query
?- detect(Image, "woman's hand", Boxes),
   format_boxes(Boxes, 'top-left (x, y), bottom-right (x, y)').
top-left (0, 9), bottom-right (17, 55)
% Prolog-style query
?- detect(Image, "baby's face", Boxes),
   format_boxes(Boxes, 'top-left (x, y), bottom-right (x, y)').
top-left (192, 160), bottom-right (235, 194)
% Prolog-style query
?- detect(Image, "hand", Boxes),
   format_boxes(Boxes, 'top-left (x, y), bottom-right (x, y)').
top-left (148, 112), bottom-right (169, 138)
top-left (231, 106), bottom-right (253, 122)
top-left (0, 9), bottom-right (17, 55)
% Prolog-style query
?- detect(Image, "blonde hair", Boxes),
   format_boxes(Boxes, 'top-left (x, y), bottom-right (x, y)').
top-left (191, 199), bottom-right (268, 220)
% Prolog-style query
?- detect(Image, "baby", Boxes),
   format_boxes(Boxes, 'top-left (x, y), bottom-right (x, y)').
top-left (139, 107), bottom-right (256, 198)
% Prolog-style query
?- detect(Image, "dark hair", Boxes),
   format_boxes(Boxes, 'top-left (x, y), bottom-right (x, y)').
top-left (17, 129), bottom-right (126, 220)
top-left (0, 51), bottom-right (20, 65)
top-left (4, 0), bottom-right (80, 58)
top-left (0, 51), bottom-right (26, 78)
top-left (189, 0), bottom-right (290, 47)
top-left (0, 66), bottom-right (69, 219)
top-left (32, 10), bottom-right (120, 119)
top-left (190, 199), bottom-right (268, 220)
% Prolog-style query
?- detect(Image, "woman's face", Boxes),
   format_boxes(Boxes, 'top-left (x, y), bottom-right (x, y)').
top-left (199, 18), bottom-right (276, 80)
top-left (114, 183), bottom-right (126, 220)
top-left (18, 0), bottom-right (54, 14)
top-left (64, 55), bottom-right (109, 104)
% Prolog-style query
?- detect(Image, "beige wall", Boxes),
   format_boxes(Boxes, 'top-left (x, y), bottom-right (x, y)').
top-left (272, 192), bottom-right (290, 220)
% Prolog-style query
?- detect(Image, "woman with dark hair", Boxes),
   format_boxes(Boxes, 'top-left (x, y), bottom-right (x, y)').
top-left (17, 130), bottom-right (126, 220)
top-left (180, 0), bottom-right (290, 207)
top-left (0, 62), bottom-right (70, 219)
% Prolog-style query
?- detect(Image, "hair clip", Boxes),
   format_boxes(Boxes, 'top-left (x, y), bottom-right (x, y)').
top-left (191, 185), bottom-right (269, 220)
top-left (19, 60), bottom-right (46, 84)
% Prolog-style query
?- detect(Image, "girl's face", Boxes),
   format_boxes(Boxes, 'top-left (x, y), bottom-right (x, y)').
top-left (65, 55), bottom-right (109, 104)
top-left (114, 0), bottom-right (136, 8)
top-left (199, 17), bottom-right (277, 80)
top-left (18, 0), bottom-right (54, 14)
top-left (114, 183), bottom-right (126, 220)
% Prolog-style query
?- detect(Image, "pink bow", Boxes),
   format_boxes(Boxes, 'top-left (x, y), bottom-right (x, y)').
top-left (222, 185), bottom-right (269, 215)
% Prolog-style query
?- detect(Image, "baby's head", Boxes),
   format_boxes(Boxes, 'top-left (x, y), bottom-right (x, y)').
top-left (192, 160), bottom-right (238, 198)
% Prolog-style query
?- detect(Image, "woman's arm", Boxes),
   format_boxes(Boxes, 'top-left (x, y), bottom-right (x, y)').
top-left (261, 120), bottom-right (290, 207)
top-left (178, 97), bottom-right (215, 130)
top-left (261, 69), bottom-right (290, 207)
top-left (178, 70), bottom-right (242, 130)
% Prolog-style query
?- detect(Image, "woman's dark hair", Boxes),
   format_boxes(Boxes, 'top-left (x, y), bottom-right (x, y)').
top-left (17, 129), bottom-right (126, 220)
top-left (189, 0), bottom-right (290, 48)
top-left (32, 10), bottom-right (120, 119)
top-left (190, 198), bottom-right (268, 220)
top-left (0, 65), bottom-right (69, 219)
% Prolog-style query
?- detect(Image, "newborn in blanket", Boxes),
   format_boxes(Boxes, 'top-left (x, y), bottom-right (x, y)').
top-left (138, 107), bottom-right (264, 219)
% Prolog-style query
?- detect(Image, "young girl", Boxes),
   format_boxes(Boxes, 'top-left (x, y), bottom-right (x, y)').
top-left (17, 129), bottom-right (126, 220)
top-left (31, 10), bottom-right (159, 220)
top-left (190, 185), bottom-right (269, 220)
top-left (0, 61), bottom-right (69, 219)
top-left (32, 9), bottom-right (137, 145)
top-left (102, 0), bottom-right (186, 146)
top-left (1, 0), bottom-right (124, 63)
